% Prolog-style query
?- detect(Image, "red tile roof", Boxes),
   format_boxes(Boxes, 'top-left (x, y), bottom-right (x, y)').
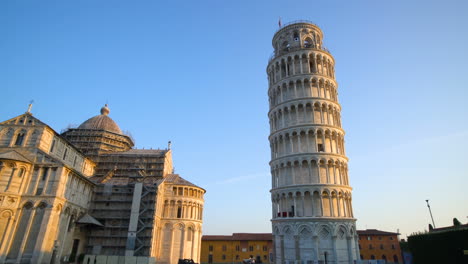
top-left (357, 229), bottom-right (399, 236)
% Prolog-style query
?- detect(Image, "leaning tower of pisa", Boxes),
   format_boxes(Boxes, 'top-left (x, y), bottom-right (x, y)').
top-left (267, 21), bottom-right (359, 264)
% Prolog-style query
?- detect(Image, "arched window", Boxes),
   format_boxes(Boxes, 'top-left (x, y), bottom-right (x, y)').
top-left (370, 255), bottom-right (375, 260)
top-left (14, 133), bottom-right (25, 146)
top-left (177, 206), bottom-right (182, 218)
top-left (187, 227), bottom-right (193, 241)
top-left (382, 255), bottom-right (387, 261)
top-left (18, 168), bottom-right (25, 178)
top-left (293, 32), bottom-right (299, 41)
top-left (393, 255), bottom-right (399, 263)
top-left (50, 140), bottom-right (56, 152)
top-left (304, 37), bottom-right (313, 48)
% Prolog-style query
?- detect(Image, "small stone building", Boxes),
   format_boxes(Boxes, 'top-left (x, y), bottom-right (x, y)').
top-left (0, 105), bottom-right (205, 264)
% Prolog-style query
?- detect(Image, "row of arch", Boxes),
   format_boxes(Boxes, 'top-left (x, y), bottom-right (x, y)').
top-left (159, 221), bottom-right (202, 263)
top-left (269, 102), bottom-right (342, 132)
top-left (0, 161), bottom-right (28, 193)
top-left (270, 128), bottom-right (346, 158)
top-left (268, 52), bottom-right (335, 84)
top-left (273, 221), bottom-right (356, 238)
top-left (269, 78), bottom-right (338, 107)
top-left (163, 200), bottom-right (204, 221)
top-left (274, 29), bottom-right (323, 55)
top-left (172, 187), bottom-right (204, 199)
top-left (272, 221), bottom-right (358, 263)
top-left (4, 201), bottom-right (82, 263)
top-left (271, 159), bottom-right (349, 187)
top-left (0, 127), bottom-right (40, 148)
top-left (272, 190), bottom-right (353, 218)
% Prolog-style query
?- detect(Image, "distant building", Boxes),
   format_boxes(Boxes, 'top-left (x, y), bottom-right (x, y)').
top-left (200, 233), bottom-right (273, 264)
top-left (0, 105), bottom-right (205, 264)
top-left (357, 229), bottom-right (401, 263)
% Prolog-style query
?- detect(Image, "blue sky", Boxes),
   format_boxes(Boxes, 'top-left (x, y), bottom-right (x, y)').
top-left (1, 0), bottom-right (467, 237)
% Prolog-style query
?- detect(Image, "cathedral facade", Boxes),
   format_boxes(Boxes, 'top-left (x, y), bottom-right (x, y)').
top-left (0, 105), bottom-right (204, 264)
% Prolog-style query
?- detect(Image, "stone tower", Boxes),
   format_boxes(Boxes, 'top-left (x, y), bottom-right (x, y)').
top-left (266, 21), bottom-right (359, 264)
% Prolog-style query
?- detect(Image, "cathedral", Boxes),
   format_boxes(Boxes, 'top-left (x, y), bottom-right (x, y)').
top-left (0, 104), bottom-right (205, 264)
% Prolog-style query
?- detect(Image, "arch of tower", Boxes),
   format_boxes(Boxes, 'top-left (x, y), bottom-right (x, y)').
top-left (267, 21), bottom-right (359, 264)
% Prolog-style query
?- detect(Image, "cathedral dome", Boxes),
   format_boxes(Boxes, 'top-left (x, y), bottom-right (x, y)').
top-left (78, 104), bottom-right (122, 134)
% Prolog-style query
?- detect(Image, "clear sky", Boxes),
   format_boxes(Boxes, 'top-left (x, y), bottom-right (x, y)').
top-left (1, 0), bottom-right (467, 238)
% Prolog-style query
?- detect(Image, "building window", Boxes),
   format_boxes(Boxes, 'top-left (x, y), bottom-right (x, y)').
top-left (263, 255), bottom-right (267, 260)
top-left (177, 207), bottom-right (182, 218)
top-left (63, 148), bottom-right (68, 160)
top-left (263, 245), bottom-right (268, 251)
top-left (317, 143), bottom-right (324, 152)
top-left (14, 133), bottom-right (25, 146)
top-left (369, 244), bottom-right (373, 250)
top-left (236, 255), bottom-right (239, 260)
top-left (36, 188), bottom-right (43, 195)
top-left (392, 244), bottom-right (396, 249)
top-left (222, 245), bottom-right (227, 251)
top-left (360, 255), bottom-right (363, 260)
top-left (187, 228), bottom-right (193, 241)
top-left (249, 245), bottom-right (254, 251)
top-left (18, 168), bottom-right (25, 178)
top-left (41, 168), bottom-right (49, 180)
top-left (393, 255), bottom-right (398, 263)
top-left (380, 244), bottom-right (384, 249)
top-left (236, 245), bottom-right (240, 251)
top-left (367, 236), bottom-right (372, 240)
top-left (222, 255), bottom-right (226, 260)
top-left (390, 236), bottom-right (394, 240)
top-left (50, 140), bottom-right (56, 152)
top-left (209, 245), bottom-right (213, 251)
top-left (378, 236), bottom-right (382, 240)
top-left (371, 255), bottom-right (375, 260)
top-left (382, 255), bottom-right (387, 261)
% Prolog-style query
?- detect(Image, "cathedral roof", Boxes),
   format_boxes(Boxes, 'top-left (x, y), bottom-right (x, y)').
top-left (77, 104), bottom-right (123, 134)
top-left (165, 174), bottom-right (204, 190)
top-left (104, 149), bottom-right (167, 156)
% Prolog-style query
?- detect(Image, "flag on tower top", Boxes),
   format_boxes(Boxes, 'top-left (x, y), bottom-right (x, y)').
top-left (278, 17), bottom-right (282, 28)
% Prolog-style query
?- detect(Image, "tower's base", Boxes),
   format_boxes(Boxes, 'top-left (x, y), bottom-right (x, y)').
top-left (272, 219), bottom-right (359, 264)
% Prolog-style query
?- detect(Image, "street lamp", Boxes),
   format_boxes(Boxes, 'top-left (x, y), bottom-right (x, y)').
top-left (425, 199), bottom-right (436, 228)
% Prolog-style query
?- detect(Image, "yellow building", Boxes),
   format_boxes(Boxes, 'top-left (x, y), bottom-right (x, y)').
top-left (201, 233), bottom-right (273, 264)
